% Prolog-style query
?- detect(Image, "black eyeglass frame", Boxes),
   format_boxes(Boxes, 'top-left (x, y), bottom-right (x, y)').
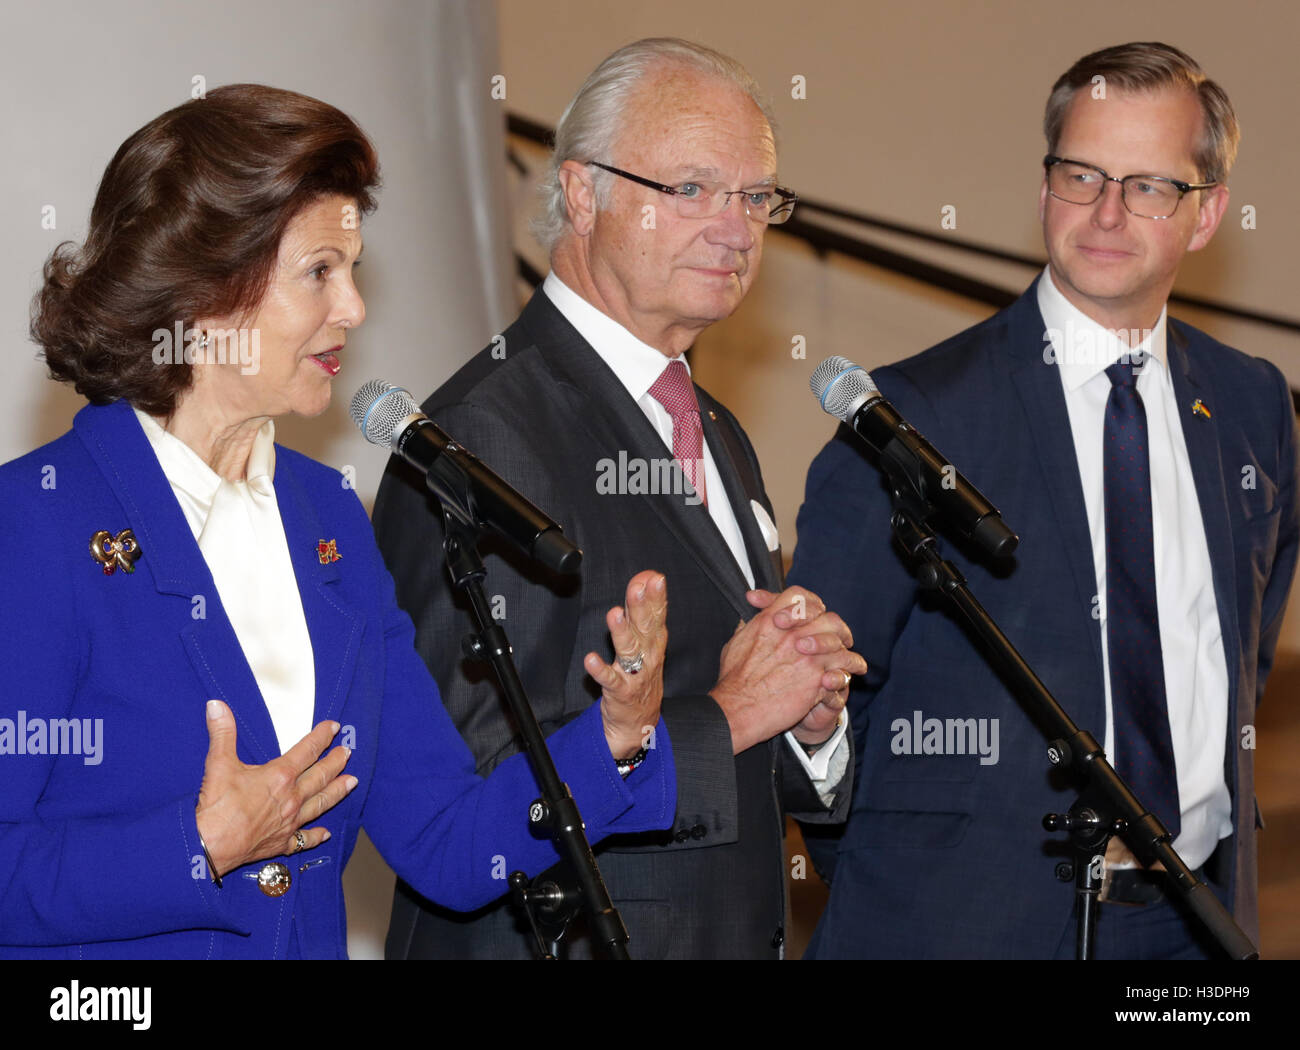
top-left (1043, 154), bottom-right (1217, 220)
top-left (588, 161), bottom-right (799, 223)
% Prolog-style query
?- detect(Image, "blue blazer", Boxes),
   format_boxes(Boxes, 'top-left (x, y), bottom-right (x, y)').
top-left (0, 400), bottom-right (674, 959)
top-left (790, 281), bottom-right (1299, 958)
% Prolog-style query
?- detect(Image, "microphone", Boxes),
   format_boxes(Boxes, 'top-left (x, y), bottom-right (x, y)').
top-left (351, 380), bottom-right (582, 575)
top-left (810, 356), bottom-right (1018, 560)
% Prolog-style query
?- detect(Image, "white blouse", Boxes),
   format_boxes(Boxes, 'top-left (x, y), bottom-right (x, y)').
top-left (135, 408), bottom-right (315, 755)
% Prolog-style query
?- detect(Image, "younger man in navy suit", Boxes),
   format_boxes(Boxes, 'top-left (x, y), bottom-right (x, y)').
top-left (792, 41), bottom-right (1299, 959)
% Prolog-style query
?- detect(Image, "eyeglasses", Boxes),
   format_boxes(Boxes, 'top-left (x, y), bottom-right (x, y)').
top-left (1043, 155), bottom-right (1216, 220)
top-left (588, 162), bottom-right (798, 225)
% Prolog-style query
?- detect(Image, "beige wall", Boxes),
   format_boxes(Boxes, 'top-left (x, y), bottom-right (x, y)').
top-left (500, 0), bottom-right (1299, 324)
top-left (498, 0), bottom-right (1300, 653)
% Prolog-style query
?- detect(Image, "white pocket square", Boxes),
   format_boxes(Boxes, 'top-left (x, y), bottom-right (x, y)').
top-left (750, 500), bottom-right (780, 552)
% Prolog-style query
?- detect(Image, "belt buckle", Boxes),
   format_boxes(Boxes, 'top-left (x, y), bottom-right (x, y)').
top-left (1097, 855), bottom-right (1115, 903)
top-left (1098, 865), bottom-right (1165, 907)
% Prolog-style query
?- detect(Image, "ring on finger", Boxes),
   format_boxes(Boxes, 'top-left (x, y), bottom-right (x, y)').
top-left (838, 669), bottom-right (852, 690)
top-left (618, 650), bottom-right (645, 674)
top-left (292, 829), bottom-right (307, 854)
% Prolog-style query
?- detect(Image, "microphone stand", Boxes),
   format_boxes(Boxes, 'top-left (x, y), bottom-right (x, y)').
top-left (429, 461), bottom-right (631, 960)
top-left (884, 480), bottom-right (1256, 960)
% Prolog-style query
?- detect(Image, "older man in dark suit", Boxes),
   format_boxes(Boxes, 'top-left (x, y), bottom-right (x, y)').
top-left (374, 37), bottom-right (863, 959)
top-left (792, 41), bottom-right (1299, 959)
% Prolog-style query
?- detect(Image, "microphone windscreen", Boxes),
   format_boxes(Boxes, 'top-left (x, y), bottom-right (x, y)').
top-left (811, 356), bottom-right (879, 423)
top-left (350, 380), bottom-right (420, 447)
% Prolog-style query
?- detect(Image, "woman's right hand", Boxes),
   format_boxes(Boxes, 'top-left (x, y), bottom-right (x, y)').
top-left (194, 700), bottom-right (357, 879)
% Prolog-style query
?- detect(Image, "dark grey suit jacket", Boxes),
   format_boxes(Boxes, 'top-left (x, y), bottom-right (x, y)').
top-left (373, 289), bottom-right (850, 959)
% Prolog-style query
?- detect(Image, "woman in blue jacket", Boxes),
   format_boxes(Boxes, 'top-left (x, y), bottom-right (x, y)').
top-left (0, 84), bottom-right (673, 959)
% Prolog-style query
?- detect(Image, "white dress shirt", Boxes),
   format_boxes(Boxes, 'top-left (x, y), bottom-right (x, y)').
top-left (135, 408), bottom-right (315, 755)
top-left (542, 272), bottom-right (849, 787)
top-left (1038, 268), bottom-right (1231, 869)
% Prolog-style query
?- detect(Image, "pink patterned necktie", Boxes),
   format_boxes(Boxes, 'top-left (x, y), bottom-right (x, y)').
top-left (647, 359), bottom-right (707, 506)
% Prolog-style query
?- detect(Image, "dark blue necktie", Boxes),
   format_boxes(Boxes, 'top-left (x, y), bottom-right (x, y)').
top-left (1104, 356), bottom-right (1180, 839)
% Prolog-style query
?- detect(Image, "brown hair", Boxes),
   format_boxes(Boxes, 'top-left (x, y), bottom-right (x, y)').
top-left (1044, 42), bottom-right (1239, 186)
top-left (31, 83), bottom-right (380, 415)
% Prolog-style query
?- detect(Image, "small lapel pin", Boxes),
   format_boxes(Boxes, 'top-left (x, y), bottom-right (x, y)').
top-left (90, 528), bottom-right (141, 575)
top-left (317, 539), bottom-right (341, 564)
top-left (708, 410), bottom-right (717, 422)
top-left (1191, 398), bottom-right (1212, 419)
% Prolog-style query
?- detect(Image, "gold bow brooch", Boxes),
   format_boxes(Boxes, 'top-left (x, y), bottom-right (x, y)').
top-left (90, 529), bottom-right (141, 575)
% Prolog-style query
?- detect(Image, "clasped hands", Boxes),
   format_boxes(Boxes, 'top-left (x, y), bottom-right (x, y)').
top-left (709, 586), bottom-right (866, 755)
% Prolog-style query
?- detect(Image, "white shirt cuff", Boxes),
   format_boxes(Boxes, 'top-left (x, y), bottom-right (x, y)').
top-left (784, 713), bottom-right (850, 806)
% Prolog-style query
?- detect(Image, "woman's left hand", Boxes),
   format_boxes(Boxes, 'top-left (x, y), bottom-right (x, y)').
top-left (584, 570), bottom-right (667, 760)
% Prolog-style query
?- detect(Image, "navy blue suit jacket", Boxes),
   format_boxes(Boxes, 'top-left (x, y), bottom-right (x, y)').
top-left (790, 281), bottom-right (1299, 958)
top-left (0, 400), bottom-right (674, 959)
